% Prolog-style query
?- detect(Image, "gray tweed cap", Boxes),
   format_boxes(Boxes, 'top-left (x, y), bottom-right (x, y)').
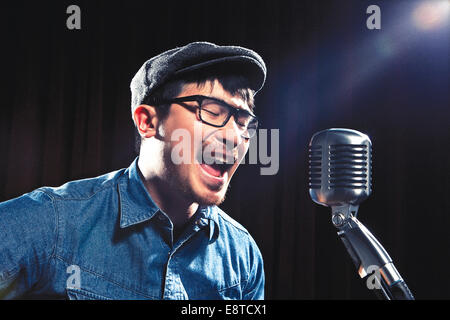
top-left (130, 41), bottom-right (267, 115)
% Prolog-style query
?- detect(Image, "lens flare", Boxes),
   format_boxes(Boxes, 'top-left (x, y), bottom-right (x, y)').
top-left (412, 1), bottom-right (449, 30)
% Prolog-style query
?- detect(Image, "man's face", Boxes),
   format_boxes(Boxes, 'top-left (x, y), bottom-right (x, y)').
top-left (155, 79), bottom-right (252, 206)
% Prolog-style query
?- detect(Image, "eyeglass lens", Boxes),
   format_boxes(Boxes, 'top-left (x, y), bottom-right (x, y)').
top-left (200, 98), bottom-right (258, 138)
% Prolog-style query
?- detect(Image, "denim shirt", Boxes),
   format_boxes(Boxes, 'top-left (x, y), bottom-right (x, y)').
top-left (0, 158), bottom-right (264, 300)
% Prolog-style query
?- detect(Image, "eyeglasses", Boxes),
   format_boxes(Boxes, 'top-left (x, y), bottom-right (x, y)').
top-left (155, 95), bottom-right (259, 139)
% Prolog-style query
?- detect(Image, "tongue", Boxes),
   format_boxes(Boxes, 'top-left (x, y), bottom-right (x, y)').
top-left (201, 164), bottom-right (222, 177)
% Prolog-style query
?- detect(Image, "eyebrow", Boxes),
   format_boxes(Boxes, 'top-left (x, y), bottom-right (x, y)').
top-left (206, 95), bottom-right (255, 115)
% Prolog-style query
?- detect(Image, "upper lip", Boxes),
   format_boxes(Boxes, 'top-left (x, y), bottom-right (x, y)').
top-left (202, 152), bottom-right (237, 165)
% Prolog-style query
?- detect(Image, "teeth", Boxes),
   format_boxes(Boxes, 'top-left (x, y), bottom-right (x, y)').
top-left (205, 162), bottom-right (232, 174)
top-left (203, 157), bottom-right (235, 165)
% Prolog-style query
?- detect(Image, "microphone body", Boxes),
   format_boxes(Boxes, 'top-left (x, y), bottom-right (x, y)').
top-left (309, 128), bottom-right (372, 207)
top-left (309, 128), bottom-right (414, 300)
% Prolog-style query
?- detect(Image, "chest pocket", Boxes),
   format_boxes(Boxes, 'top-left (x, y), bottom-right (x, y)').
top-left (62, 263), bottom-right (157, 300)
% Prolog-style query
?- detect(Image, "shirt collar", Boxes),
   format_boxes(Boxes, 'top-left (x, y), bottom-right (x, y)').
top-left (118, 158), bottom-right (221, 240)
top-left (193, 205), bottom-right (220, 242)
top-left (118, 158), bottom-right (160, 228)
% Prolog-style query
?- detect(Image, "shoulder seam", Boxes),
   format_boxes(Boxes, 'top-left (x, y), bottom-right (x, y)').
top-left (37, 170), bottom-right (125, 201)
top-left (215, 208), bottom-right (249, 235)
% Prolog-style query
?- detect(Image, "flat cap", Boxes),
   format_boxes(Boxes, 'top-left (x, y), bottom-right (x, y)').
top-left (130, 41), bottom-right (266, 114)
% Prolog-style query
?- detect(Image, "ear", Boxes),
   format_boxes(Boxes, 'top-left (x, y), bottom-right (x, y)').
top-left (133, 105), bottom-right (160, 139)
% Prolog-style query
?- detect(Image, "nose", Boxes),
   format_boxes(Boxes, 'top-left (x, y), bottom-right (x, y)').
top-left (216, 115), bottom-right (245, 150)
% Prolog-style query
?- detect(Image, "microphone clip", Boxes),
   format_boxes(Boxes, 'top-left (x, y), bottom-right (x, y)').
top-left (331, 204), bottom-right (360, 228)
top-left (329, 204), bottom-right (414, 300)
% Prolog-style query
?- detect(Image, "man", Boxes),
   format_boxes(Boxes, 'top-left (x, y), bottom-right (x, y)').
top-left (0, 42), bottom-right (267, 299)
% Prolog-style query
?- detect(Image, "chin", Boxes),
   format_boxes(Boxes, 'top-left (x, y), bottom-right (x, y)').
top-left (191, 186), bottom-right (227, 206)
top-left (182, 163), bottom-right (232, 206)
top-left (171, 162), bottom-right (234, 206)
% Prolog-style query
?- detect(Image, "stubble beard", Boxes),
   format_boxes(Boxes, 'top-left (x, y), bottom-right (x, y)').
top-left (163, 152), bottom-right (229, 207)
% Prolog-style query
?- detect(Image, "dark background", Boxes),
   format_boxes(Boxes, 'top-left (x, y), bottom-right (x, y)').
top-left (0, 0), bottom-right (448, 299)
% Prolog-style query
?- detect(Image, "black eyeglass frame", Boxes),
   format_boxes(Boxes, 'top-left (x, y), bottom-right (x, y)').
top-left (154, 95), bottom-right (259, 139)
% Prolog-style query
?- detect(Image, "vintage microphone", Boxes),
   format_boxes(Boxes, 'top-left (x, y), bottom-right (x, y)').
top-left (308, 128), bottom-right (414, 300)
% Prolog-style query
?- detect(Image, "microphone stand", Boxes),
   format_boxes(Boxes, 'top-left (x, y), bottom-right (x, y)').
top-left (330, 204), bottom-right (415, 300)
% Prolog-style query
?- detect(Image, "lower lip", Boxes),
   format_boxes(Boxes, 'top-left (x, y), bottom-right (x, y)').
top-left (198, 164), bottom-right (228, 187)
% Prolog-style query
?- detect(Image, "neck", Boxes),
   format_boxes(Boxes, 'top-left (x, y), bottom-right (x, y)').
top-left (137, 158), bottom-right (198, 229)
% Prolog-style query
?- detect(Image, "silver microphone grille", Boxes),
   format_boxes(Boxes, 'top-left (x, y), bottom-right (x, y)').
top-left (309, 128), bottom-right (372, 207)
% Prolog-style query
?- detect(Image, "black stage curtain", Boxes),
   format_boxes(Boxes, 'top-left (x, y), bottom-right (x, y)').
top-left (0, 0), bottom-right (448, 299)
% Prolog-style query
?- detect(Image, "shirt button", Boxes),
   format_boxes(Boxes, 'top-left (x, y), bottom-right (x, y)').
top-left (196, 219), bottom-right (207, 227)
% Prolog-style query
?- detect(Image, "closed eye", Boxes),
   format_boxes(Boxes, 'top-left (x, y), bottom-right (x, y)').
top-left (202, 109), bottom-right (220, 117)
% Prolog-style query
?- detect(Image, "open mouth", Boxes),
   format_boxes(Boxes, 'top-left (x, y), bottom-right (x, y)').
top-left (199, 152), bottom-right (236, 178)
top-left (200, 162), bottom-right (233, 178)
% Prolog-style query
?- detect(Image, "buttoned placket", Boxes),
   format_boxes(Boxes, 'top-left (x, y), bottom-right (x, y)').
top-left (160, 215), bottom-right (210, 300)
